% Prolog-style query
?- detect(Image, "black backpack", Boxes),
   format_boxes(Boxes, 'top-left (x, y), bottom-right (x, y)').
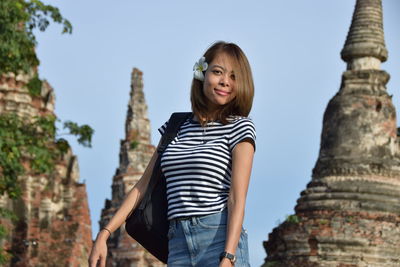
top-left (125, 112), bottom-right (191, 263)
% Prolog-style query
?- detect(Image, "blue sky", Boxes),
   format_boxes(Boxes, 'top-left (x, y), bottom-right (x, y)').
top-left (35, 1), bottom-right (399, 266)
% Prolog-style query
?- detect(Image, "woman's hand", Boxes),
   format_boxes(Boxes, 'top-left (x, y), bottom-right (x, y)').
top-left (87, 149), bottom-right (159, 266)
top-left (88, 230), bottom-right (109, 267)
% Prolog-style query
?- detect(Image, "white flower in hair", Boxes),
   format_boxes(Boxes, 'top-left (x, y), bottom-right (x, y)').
top-left (193, 57), bottom-right (208, 81)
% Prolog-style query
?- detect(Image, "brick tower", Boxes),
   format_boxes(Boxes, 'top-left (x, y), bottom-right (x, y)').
top-left (0, 72), bottom-right (93, 266)
top-left (263, 0), bottom-right (400, 266)
top-left (99, 68), bottom-right (165, 266)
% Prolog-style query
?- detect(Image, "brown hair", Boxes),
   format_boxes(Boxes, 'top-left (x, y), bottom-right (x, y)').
top-left (190, 41), bottom-right (254, 126)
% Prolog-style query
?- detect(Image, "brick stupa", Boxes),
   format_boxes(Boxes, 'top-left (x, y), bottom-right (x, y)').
top-left (99, 68), bottom-right (165, 266)
top-left (0, 72), bottom-right (93, 266)
top-left (263, 0), bottom-right (400, 266)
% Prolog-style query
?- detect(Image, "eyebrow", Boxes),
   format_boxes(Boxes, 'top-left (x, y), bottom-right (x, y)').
top-left (212, 64), bottom-right (234, 73)
top-left (211, 64), bottom-right (226, 71)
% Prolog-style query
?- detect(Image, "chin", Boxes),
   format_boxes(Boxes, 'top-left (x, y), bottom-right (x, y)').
top-left (213, 100), bottom-right (224, 105)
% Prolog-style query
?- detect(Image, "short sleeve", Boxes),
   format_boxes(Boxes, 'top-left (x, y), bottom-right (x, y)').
top-left (158, 120), bottom-right (169, 136)
top-left (229, 118), bottom-right (256, 152)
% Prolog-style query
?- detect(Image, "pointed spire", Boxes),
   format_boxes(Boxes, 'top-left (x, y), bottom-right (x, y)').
top-left (99, 68), bottom-right (160, 265)
top-left (341, 0), bottom-right (388, 70)
top-left (263, 1), bottom-right (400, 266)
top-left (125, 68), bottom-right (151, 144)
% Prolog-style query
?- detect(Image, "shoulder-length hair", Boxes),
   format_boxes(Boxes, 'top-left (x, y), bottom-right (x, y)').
top-left (190, 41), bottom-right (254, 126)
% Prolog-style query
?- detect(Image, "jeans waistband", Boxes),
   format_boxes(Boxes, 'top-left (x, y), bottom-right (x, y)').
top-left (169, 209), bottom-right (227, 224)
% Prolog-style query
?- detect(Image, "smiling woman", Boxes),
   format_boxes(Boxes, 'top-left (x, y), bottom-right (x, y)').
top-left (191, 42), bottom-right (255, 126)
top-left (164, 41), bottom-right (256, 267)
top-left (203, 54), bottom-right (237, 108)
top-left (89, 41), bottom-right (256, 267)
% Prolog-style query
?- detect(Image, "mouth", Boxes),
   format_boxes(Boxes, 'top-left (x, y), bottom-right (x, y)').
top-left (214, 88), bottom-right (231, 96)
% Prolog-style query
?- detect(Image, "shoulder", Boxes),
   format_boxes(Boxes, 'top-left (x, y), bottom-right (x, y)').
top-left (228, 116), bottom-right (256, 130)
top-left (227, 116), bottom-right (256, 151)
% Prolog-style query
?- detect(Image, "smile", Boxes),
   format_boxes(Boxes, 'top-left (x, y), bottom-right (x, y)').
top-left (214, 89), bottom-right (231, 96)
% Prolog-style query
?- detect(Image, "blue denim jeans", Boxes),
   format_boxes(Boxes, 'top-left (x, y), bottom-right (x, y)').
top-left (167, 209), bottom-right (250, 267)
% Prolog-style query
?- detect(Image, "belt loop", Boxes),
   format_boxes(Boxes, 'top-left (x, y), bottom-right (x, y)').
top-left (191, 216), bottom-right (197, 225)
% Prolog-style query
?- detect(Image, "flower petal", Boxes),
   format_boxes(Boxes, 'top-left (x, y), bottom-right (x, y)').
top-left (193, 57), bottom-right (207, 81)
top-left (199, 57), bottom-right (206, 65)
top-left (193, 70), bottom-right (204, 81)
top-left (202, 62), bottom-right (208, 71)
top-left (193, 62), bottom-right (199, 71)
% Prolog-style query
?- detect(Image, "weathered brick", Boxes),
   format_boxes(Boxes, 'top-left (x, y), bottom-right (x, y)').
top-left (99, 68), bottom-right (165, 266)
top-left (263, 1), bottom-right (400, 266)
top-left (0, 72), bottom-right (92, 266)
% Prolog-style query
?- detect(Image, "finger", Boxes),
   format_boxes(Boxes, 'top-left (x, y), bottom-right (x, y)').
top-left (88, 255), bottom-right (98, 267)
top-left (100, 255), bottom-right (106, 267)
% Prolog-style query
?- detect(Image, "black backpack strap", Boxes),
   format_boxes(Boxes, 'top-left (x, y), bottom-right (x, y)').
top-left (157, 112), bottom-right (192, 154)
top-left (138, 112), bottom-right (192, 210)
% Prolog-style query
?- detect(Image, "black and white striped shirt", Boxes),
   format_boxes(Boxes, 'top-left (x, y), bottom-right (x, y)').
top-left (158, 115), bottom-right (256, 220)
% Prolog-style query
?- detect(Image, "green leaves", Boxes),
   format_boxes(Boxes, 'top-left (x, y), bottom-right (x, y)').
top-left (55, 138), bottom-right (70, 154)
top-left (26, 0), bottom-right (72, 34)
top-left (285, 214), bottom-right (301, 224)
top-left (0, 113), bottom-right (94, 198)
top-left (0, 207), bottom-right (17, 222)
top-left (0, 0), bottom-right (72, 76)
top-left (0, 113), bottom-right (49, 197)
top-left (0, 113), bottom-right (93, 263)
top-left (0, 1), bottom-right (76, 262)
top-left (130, 140), bottom-right (139, 150)
top-left (63, 121), bottom-right (94, 148)
top-left (0, 208), bottom-right (17, 264)
top-left (26, 74), bottom-right (43, 96)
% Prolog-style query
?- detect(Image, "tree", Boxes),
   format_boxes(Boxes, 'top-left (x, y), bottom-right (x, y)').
top-left (0, 1), bottom-right (93, 264)
top-left (0, 0), bottom-right (72, 76)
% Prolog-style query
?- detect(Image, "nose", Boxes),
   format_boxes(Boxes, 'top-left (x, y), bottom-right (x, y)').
top-left (219, 74), bottom-right (230, 87)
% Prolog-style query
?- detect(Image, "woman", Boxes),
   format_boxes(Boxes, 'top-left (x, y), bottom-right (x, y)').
top-left (89, 41), bottom-right (256, 267)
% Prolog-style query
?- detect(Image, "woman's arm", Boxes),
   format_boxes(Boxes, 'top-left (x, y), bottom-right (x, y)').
top-left (220, 140), bottom-right (255, 267)
top-left (89, 146), bottom-right (160, 267)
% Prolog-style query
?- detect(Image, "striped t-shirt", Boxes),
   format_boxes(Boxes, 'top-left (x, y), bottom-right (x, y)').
top-left (158, 114), bottom-right (256, 220)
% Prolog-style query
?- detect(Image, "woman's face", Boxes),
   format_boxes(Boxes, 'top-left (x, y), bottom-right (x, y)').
top-left (203, 53), bottom-right (237, 112)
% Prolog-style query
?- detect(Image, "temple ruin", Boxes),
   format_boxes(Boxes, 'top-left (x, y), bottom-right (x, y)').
top-left (263, 0), bottom-right (400, 266)
top-left (99, 68), bottom-right (165, 266)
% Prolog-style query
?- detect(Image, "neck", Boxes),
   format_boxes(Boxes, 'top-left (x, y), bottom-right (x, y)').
top-left (195, 113), bottom-right (216, 123)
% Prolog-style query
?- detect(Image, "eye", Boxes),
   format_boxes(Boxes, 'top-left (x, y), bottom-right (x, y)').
top-left (230, 74), bottom-right (236, 81)
top-left (212, 70), bottom-right (222, 75)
